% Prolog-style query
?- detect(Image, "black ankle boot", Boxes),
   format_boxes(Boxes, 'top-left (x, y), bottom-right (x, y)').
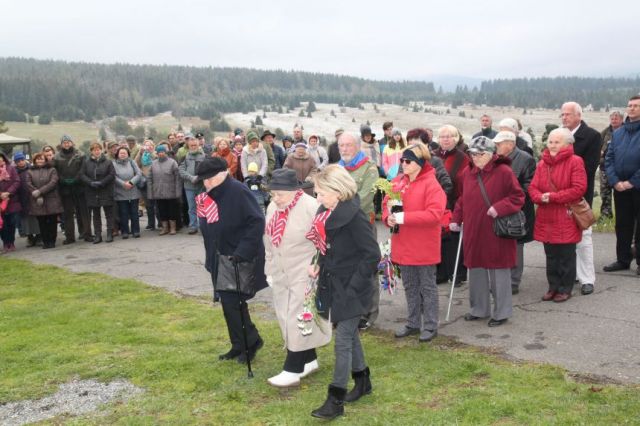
top-left (344, 367), bottom-right (372, 402)
top-left (218, 348), bottom-right (241, 360)
top-left (311, 385), bottom-right (346, 420)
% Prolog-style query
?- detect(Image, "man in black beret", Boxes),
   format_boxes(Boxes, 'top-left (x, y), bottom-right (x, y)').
top-left (195, 157), bottom-right (267, 364)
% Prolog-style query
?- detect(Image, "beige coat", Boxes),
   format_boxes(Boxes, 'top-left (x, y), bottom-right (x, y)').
top-left (264, 193), bottom-right (331, 351)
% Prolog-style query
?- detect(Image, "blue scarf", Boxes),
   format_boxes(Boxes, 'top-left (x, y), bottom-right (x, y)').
top-left (141, 151), bottom-right (153, 167)
top-left (338, 151), bottom-right (368, 171)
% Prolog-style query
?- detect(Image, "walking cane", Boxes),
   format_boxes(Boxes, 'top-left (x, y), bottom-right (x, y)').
top-left (445, 225), bottom-right (463, 322)
top-left (234, 261), bottom-right (254, 378)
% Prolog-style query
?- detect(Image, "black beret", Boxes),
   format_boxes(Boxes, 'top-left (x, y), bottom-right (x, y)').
top-left (195, 157), bottom-right (228, 180)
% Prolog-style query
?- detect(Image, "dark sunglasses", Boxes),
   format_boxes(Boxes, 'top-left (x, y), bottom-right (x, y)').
top-left (400, 159), bottom-right (413, 165)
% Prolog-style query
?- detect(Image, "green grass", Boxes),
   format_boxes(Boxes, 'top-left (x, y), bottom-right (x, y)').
top-left (1, 258), bottom-right (639, 425)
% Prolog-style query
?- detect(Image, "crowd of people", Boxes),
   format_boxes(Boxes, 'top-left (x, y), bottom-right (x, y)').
top-left (1, 96), bottom-right (639, 420)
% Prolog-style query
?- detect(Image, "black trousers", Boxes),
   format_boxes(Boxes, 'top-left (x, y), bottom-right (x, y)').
top-left (438, 231), bottom-right (467, 282)
top-left (219, 291), bottom-right (260, 352)
top-left (283, 348), bottom-right (317, 373)
top-left (614, 189), bottom-right (640, 265)
top-left (543, 243), bottom-right (576, 294)
top-left (90, 205), bottom-right (114, 237)
top-left (156, 199), bottom-right (179, 221)
top-left (61, 192), bottom-right (91, 241)
top-left (36, 214), bottom-right (58, 246)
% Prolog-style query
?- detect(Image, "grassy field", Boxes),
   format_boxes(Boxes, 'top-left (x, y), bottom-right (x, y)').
top-left (1, 257), bottom-right (638, 425)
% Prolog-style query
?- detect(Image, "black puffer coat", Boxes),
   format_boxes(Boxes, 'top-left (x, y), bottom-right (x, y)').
top-left (80, 154), bottom-right (115, 207)
top-left (316, 195), bottom-right (381, 322)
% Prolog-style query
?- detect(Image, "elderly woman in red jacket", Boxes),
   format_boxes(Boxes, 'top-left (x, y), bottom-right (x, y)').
top-left (450, 136), bottom-right (524, 327)
top-left (383, 143), bottom-right (446, 342)
top-left (529, 128), bottom-right (587, 303)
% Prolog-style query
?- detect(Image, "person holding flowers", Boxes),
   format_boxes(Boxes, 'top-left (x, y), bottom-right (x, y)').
top-left (382, 143), bottom-right (447, 342)
top-left (308, 165), bottom-right (381, 420)
top-left (263, 169), bottom-right (331, 388)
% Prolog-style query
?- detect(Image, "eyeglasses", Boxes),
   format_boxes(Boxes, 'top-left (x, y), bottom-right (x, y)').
top-left (400, 159), bottom-right (413, 165)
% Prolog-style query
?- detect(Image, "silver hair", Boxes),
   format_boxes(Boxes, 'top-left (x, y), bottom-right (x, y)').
top-left (499, 118), bottom-right (519, 133)
top-left (549, 127), bottom-right (575, 144)
top-left (562, 101), bottom-right (583, 117)
top-left (338, 132), bottom-right (361, 148)
top-left (610, 110), bottom-right (624, 118)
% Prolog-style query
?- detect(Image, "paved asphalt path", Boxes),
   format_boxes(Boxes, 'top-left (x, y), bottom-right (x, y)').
top-left (9, 220), bottom-right (640, 384)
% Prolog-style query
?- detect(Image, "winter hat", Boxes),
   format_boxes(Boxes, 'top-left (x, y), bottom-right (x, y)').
top-left (308, 134), bottom-right (319, 143)
top-left (468, 136), bottom-right (496, 154)
top-left (233, 136), bottom-right (244, 145)
top-left (246, 131), bottom-right (259, 143)
top-left (13, 152), bottom-right (26, 162)
top-left (155, 145), bottom-right (168, 153)
top-left (261, 130), bottom-right (276, 140)
top-left (234, 128), bottom-right (243, 136)
top-left (392, 128), bottom-right (402, 137)
top-left (125, 135), bottom-right (137, 143)
top-left (196, 157), bottom-right (228, 180)
top-left (493, 131), bottom-right (516, 144)
top-left (498, 118), bottom-right (519, 134)
top-left (247, 162), bottom-right (259, 173)
top-left (60, 135), bottom-right (73, 143)
top-left (334, 128), bottom-right (345, 138)
top-left (107, 141), bottom-right (120, 149)
top-left (360, 125), bottom-right (375, 138)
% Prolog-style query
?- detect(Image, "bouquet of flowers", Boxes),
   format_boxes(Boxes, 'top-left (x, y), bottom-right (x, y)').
top-left (378, 239), bottom-right (401, 294)
top-left (297, 251), bottom-right (325, 336)
top-left (373, 178), bottom-right (403, 233)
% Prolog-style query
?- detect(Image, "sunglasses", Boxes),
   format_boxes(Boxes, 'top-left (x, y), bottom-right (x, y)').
top-left (400, 159), bottom-right (413, 165)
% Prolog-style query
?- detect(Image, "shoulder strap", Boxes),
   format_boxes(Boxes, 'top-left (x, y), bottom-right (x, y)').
top-left (476, 173), bottom-right (492, 208)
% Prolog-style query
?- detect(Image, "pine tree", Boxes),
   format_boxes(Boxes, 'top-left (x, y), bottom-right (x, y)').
top-left (255, 115), bottom-right (263, 125)
top-left (307, 101), bottom-right (317, 113)
top-left (307, 111), bottom-right (312, 118)
top-left (298, 109), bottom-right (305, 117)
top-left (0, 120), bottom-right (8, 133)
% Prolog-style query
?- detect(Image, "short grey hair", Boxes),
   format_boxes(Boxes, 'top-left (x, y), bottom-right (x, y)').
top-left (610, 110), bottom-right (624, 118)
top-left (338, 132), bottom-right (361, 148)
top-left (549, 127), bottom-right (575, 145)
top-left (562, 101), bottom-right (583, 117)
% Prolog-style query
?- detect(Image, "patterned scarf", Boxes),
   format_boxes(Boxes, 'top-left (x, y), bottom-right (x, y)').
top-left (195, 192), bottom-right (219, 223)
top-left (338, 151), bottom-right (369, 171)
top-left (305, 209), bottom-right (332, 255)
top-left (265, 189), bottom-right (304, 247)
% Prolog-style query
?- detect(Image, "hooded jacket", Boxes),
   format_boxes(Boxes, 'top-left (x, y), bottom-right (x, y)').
top-left (241, 144), bottom-right (268, 179)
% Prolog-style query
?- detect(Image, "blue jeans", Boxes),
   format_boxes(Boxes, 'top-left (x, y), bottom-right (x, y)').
top-left (117, 199), bottom-right (140, 235)
top-left (184, 188), bottom-right (198, 229)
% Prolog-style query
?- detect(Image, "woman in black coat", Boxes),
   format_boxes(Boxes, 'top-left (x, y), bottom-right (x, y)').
top-left (80, 142), bottom-right (115, 243)
top-left (308, 165), bottom-right (381, 420)
top-left (195, 157), bottom-right (267, 366)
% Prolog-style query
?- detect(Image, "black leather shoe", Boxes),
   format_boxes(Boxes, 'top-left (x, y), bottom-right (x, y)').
top-left (218, 348), bottom-right (241, 360)
top-left (581, 283), bottom-right (594, 295)
top-left (93, 235), bottom-right (102, 244)
top-left (394, 326), bottom-right (420, 338)
top-left (511, 286), bottom-right (520, 295)
top-left (464, 313), bottom-right (482, 321)
top-left (488, 318), bottom-right (508, 327)
top-left (62, 239), bottom-right (75, 245)
top-left (603, 261), bottom-right (630, 272)
top-left (237, 337), bottom-right (264, 364)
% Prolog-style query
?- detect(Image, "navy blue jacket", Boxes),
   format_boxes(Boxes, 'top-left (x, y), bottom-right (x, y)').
top-left (199, 175), bottom-right (267, 297)
top-left (605, 119), bottom-right (640, 188)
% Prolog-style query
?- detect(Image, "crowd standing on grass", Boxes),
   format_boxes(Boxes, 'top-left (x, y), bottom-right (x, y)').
top-left (2, 96), bottom-right (640, 420)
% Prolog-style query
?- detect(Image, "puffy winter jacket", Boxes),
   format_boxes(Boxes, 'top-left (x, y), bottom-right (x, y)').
top-left (605, 119), bottom-right (640, 188)
top-left (529, 146), bottom-right (586, 244)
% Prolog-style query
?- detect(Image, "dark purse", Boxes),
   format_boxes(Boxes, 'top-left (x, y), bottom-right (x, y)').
top-left (476, 174), bottom-right (527, 239)
top-left (214, 253), bottom-right (257, 298)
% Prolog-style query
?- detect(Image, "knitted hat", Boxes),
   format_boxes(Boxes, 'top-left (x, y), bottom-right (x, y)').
top-left (13, 152), bottom-right (26, 162)
top-left (246, 131), bottom-right (259, 142)
top-left (248, 162), bottom-right (259, 173)
top-left (60, 134), bottom-right (73, 143)
top-left (155, 145), bottom-right (168, 153)
top-left (392, 128), bottom-right (402, 137)
top-left (294, 142), bottom-right (307, 150)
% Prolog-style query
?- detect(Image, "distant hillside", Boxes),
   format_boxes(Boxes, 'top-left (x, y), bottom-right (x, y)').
top-left (0, 57), bottom-right (638, 123)
top-left (0, 57), bottom-right (436, 122)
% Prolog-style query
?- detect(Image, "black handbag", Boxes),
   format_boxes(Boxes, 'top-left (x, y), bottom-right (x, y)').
top-left (214, 253), bottom-right (257, 298)
top-left (476, 174), bottom-right (526, 239)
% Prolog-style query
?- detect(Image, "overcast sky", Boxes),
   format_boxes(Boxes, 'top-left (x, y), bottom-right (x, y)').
top-left (2, 0), bottom-right (638, 83)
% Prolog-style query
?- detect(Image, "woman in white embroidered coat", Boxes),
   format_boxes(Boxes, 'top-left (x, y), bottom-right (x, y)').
top-left (264, 168), bottom-right (331, 388)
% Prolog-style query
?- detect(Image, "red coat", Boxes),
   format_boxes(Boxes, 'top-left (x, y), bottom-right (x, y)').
top-left (529, 146), bottom-right (586, 244)
top-left (452, 156), bottom-right (524, 269)
top-left (436, 148), bottom-right (470, 209)
top-left (382, 165), bottom-right (447, 266)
